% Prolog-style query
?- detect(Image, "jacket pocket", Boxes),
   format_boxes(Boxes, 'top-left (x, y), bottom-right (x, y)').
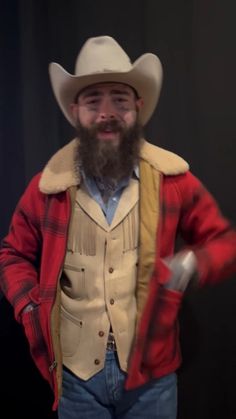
top-left (60, 307), bottom-right (83, 357)
top-left (62, 264), bottom-right (87, 300)
top-left (153, 287), bottom-right (182, 335)
top-left (142, 287), bottom-right (182, 369)
top-left (21, 305), bottom-right (50, 381)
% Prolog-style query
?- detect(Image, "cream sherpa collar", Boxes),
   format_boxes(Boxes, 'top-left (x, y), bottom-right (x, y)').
top-left (39, 138), bottom-right (189, 194)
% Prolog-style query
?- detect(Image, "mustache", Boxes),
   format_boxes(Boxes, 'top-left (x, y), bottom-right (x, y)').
top-left (88, 120), bottom-right (124, 134)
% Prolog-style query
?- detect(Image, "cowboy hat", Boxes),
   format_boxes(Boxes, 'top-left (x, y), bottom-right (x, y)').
top-left (49, 35), bottom-right (163, 126)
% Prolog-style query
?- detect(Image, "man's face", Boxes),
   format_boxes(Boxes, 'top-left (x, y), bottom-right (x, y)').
top-left (71, 82), bottom-right (143, 146)
top-left (70, 82), bottom-right (143, 182)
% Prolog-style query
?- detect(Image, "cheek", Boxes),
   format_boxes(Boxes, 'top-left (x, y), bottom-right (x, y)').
top-left (77, 109), bottom-right (96, 127)
top-left (123, 110), bottom-right (138, 126)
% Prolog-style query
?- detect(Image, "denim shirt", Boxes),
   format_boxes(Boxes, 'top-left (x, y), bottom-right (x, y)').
top-left (82, 167), bottom-right (139, 225)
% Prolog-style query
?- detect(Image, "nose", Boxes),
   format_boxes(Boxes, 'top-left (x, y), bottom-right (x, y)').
top-left (96, 97), bottom-right (116, 122)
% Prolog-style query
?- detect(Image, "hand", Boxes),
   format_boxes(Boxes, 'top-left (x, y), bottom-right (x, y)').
top-left (163, 250), bottom-right (197, 292)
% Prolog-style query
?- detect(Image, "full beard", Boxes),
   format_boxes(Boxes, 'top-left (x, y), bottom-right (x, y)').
top-left (75, 119), bottom-right (143, 185)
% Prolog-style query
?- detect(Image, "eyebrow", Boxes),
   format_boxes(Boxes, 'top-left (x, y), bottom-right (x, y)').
top-left (81, 89), bottom-right (131, 99)
top-left (82, 90), bottom-right (101, 99)
top-left (110, 89), bottom-right (130, 96)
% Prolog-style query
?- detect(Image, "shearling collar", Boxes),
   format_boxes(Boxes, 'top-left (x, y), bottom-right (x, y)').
top-left (39, 138), bottom-right (189, 194)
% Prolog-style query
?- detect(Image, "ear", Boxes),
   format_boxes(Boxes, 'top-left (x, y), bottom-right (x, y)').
top-left (136, 97), bottom-right (144, 111)
top-left (69, 103), bottom-right (78, 125)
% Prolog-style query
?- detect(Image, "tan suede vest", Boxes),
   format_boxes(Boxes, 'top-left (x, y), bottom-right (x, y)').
top-left (60, 178), bottom-right (139, 380)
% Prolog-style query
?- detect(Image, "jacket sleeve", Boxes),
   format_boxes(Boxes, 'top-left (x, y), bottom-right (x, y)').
top-left (177, 171), bottom-right (236, 285)
top-left (0, 174), bottom-right (44, 321)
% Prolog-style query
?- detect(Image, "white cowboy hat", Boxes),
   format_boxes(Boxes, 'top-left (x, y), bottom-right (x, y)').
top-left (49, 35), bottom-right (163, 126)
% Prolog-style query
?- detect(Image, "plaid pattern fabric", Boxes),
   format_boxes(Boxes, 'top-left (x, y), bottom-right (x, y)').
top-left (126, 171), bottom-right (236, 389)
top-left (1, 169), bottom-right (236, 407)
top-left (0, 174), bottom-right (71, 394)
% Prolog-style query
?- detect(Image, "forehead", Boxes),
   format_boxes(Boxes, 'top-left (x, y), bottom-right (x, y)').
top-left (78, 82), bottom-right (135, 98)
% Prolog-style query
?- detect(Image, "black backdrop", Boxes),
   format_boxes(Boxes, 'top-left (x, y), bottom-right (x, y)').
top-left (1, 1), bottom-right (236, 418)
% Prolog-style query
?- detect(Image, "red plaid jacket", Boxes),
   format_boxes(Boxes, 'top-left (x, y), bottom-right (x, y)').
top-left (1, 140), bottom-right (236, 410)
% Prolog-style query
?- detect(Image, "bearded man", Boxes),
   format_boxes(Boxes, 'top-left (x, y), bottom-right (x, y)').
top-left (1, 36), bottom-right (236, 419)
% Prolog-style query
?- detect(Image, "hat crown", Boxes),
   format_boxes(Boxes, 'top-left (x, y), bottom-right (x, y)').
top-left (75, 36), bottom-right (132, 76)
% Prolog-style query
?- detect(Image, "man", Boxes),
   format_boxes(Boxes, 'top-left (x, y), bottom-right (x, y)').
top-left (1, 36), bottom-right (236, 419)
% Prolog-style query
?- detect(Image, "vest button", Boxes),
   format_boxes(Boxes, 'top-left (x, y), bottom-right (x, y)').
top-left (94, 359), bottom-right (100, 365)
top-left (98, 331), bottom-right (104, 337)
top-left (110, 298), bottom-right (115, 305)
top-left (109, 267), bottom-right (114, 273)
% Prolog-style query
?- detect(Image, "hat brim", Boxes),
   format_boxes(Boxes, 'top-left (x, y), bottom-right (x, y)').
top-left (49, 53), bottom-right (163, 126)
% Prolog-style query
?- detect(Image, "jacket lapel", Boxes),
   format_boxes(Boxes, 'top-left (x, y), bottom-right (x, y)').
top-left (75, 184), bottom-right (110, 231)
top-left (110, 178), bottom-right (139, 230)
top-left (75, 178), bottom-right (139, 232)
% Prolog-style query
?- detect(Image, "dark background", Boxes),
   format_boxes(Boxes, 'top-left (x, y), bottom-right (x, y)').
top-left (1, 1), bottom-right (236, 418)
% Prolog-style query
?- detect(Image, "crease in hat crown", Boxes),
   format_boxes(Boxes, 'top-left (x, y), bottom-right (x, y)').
top-left (75, 36), bottom-right (133, 75)
top-left (49, 35), bottom-right (163, 126)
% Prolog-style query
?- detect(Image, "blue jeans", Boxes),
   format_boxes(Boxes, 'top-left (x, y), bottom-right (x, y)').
top-left (58, 351), bottom-right (177, 419)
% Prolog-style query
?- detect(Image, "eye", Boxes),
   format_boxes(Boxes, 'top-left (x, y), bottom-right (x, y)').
top-left (87, 98), bottom-right (99, 105)
top-left (115, 97), bottom-right (127, 102)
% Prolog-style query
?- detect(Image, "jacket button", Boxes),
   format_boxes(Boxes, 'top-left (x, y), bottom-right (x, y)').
top-left (109, 267), bottom-right (114, 273)
top-left (94, 359), bottom-right (100, 365)
top-left (110, 298), bottom-right (115, 305)
top-left (98, 331), bottom-right (104, 337)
